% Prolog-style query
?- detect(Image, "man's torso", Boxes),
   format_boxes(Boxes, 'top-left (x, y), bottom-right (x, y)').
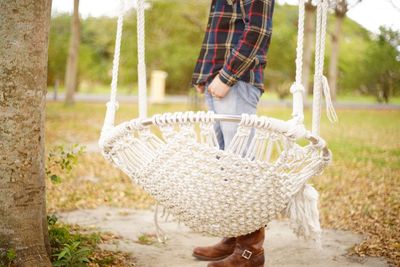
top-left (192, 0), bottom-right (275, 91)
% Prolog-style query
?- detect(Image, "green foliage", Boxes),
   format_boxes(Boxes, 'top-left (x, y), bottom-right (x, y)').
top-left (48, 216), bottom-right (101, 250)
top-left (48, 14), bottom-right (71, 86)
top-left (359, 27), bottom-right (400, 102)
top-left (331, 16), bottom-right (371, 94)
top-left (0, 248), bottom-right (16, 267)
top-left (46, 144), bottom-right (85, 184)
top-left (48, 215), bottom-right (108, 267)
top-left (53, 242), bottom-right (90, 267)
top-left (47, 1), bottom-right (399, 99)
top-left (45, 152), bottom-right (127, 266)
top-left (5, 250), bottom-right (16, 263)
top-left (145, 1), bottom-right (208, 93)
top-left (266, 4), bottom-right (299, 91)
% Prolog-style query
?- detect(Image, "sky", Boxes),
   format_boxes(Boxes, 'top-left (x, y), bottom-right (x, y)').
top-left (52, 0), bottom-right (400, 33)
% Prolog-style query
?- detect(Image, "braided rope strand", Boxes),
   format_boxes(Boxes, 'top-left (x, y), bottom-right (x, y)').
top-left (99, 0), bottom-right (124, 147)
top-left (291, 0), bottom-right (306, 123)
top-left (311, 0), bottom-right (324, 135)
top-left (137, 0), bottom-right (148, 118)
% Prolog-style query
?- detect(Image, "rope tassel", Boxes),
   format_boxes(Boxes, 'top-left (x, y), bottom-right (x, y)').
top-left (285, 184), bottom-right (322, 248)
top-left (322, 76), bottom-right (338, 123)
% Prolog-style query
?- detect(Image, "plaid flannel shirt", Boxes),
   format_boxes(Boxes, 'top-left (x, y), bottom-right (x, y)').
top-left (192, 0), bottom-right (275, 91)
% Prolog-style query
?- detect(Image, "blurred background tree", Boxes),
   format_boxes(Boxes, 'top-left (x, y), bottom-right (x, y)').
top-left (360, 27), bottom-right (400, 103)
top-left (47, 0), bottom-right (400, 101)
top-left (64, 0), bottom-right (80, 105)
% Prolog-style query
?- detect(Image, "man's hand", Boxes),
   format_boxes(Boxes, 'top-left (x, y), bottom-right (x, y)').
top-left (208, 75), bottom-right (230, 99)
top-left (195, 84), bottom-right (205, 94)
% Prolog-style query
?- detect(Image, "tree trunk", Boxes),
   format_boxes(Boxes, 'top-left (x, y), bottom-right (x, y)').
top-left (0, 0), bottom-right (52, 266)
top-left (64, 0), bottom-right (80, 105)
top-left (328, 13), bottom-right (345, 102)
top-left (302, 1), bottom-right (315, 97)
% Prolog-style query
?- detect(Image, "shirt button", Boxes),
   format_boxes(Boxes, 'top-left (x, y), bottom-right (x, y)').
top-left (211, 5), bottom-right (215, 10)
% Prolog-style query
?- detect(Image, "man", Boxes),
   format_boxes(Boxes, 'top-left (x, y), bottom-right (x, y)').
top-left (191, 0), bottom-right (275, 266)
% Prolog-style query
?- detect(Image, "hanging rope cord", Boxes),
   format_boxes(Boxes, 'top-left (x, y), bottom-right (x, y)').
top-left (312, 0), bottom-right (338, 135)
top-left (137, 0), bottom-right (148, 119)
top-left (99, 1), bottom-right (124, 140)
top-left (290, 0), bottom-right (306, 123)
top-left (101, 0), bottom-right (147, 137)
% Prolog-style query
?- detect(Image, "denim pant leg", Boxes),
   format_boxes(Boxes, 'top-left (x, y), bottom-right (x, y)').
top-left (204, 81), bottom-right (261, 150)
top-left (205, 89), bottom-right (225, 149)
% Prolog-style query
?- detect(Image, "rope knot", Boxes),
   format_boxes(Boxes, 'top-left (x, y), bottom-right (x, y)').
top-left (290, 83), bottom-right (305, 94)
top-left (286, 119), bottom-right (307, 139)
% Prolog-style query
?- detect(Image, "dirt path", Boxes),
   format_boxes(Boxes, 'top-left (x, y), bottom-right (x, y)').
top-left (59, 207), bottom-right (389, 267)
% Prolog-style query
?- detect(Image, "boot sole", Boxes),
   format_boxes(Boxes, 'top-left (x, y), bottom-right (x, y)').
top-left (192, 253), bottom-right (231, 261)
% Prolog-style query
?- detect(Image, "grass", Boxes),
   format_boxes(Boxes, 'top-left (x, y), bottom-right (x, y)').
top-left (45, 101), bottom-right (400, 266)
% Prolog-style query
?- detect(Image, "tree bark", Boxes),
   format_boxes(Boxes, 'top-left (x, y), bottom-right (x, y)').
top-left (302, 1), bottom-right (316, 97)
top-left (64, 0), bottom-right (80, 105)
top-left (0, 0), bottom-right (52, 266)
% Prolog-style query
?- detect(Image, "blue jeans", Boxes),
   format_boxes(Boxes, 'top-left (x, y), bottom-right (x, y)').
top-left (205, 81), bottom-right (262, 150)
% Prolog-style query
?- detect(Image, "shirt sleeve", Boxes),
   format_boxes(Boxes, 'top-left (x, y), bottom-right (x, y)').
top-left (219, 0), bottom-right (273, 86)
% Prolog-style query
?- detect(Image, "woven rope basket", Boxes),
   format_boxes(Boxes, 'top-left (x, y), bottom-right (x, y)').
top-left (100, 112), bottom-right (331, 237)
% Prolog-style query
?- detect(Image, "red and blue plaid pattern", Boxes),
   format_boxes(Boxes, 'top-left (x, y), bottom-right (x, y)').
top-left (192, 0), bottom-right (275, 91)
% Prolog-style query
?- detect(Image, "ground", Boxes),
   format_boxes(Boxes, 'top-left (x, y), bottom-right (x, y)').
top-left (59, 207), bottom-right (388, 267)
top-left (45, 101), bottom-right (400, 266)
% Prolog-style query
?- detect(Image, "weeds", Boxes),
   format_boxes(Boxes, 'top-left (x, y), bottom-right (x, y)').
top-left (45, 143), bottom-right (134, 266)
top-left (48, 215), bottom-right (132, 266)
top-left (46, 144), bottom-right (85, 184)
top-left (0, 248), bottom-right (16, 267)
top-left (53, 242), bottom-right (91, 267)
top-left (136, 233), bottom-right (157, 246)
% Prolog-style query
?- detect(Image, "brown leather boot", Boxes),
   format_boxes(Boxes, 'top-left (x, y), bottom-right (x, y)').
top-left (207, 228), bottom-right (265, 267)
top-left (193, 237), bottom-right (237, 261)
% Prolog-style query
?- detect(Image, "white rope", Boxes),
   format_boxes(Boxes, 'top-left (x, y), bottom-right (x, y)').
top-left (291, 0), bottom-right (306, 123)
top-left (312, 0), bottom-right (338, 135)
top-left (137, 0), bottom-right (148, 118)
top-left (110, 1), bottom-right (124, 108)
top-left (294, 0), bottom-right (305, 86)
top-left (322, 76), bottom-right (339, 123)
top-left (99, 0), bottom-right (124, 148)
top-left (312, 1), bottom-right (323, 135)
top-left (318, 0), bottom-right (337, 124)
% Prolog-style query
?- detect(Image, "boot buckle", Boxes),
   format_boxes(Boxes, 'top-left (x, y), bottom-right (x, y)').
top-left (242, 249), bottom-right (252, 260)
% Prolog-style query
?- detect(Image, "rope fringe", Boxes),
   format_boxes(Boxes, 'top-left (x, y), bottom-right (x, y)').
top-left (322, 76), bottom-right (338, 123)
top-left (285, 184), bottom-right (322, 248)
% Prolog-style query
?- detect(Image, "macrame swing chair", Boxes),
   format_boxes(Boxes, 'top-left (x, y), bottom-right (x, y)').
top-left (99, 0), bottom-right (337, 241)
